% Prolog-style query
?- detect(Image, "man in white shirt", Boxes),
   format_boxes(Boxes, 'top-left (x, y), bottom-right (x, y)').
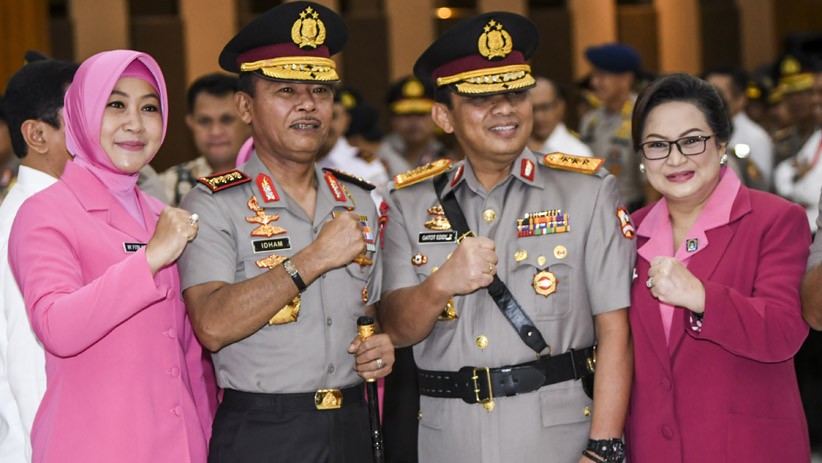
top-left (704, 66), bottom-right (774, 189)
top-left (527, 76), bottom-right (592, 157)
top-left (0, 57), bottom-right (77, 463)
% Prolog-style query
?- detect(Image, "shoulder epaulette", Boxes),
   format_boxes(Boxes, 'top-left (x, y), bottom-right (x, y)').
top-left (394, 158), bottom-right (452, 189)
top-left (321, 167), bottom-right (375, 191)
top-left (196, 169), bottom-right (251, 192)
top-left (543, 152), bottom-right (604, 175)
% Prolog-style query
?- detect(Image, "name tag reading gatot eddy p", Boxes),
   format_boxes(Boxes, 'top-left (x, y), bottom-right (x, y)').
top-left (418, 231), bottom-right (457, 244)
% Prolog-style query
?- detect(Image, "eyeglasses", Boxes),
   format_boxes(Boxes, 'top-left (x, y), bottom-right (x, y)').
top-left (638, 135), bottom-right (713, 160)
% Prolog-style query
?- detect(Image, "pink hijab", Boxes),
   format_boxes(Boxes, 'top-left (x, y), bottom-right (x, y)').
top-left (64, 50), bottom-right (168, 223)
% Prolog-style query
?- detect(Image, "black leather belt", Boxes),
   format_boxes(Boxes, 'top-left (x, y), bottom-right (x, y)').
top-left (418, 347), bottom-right (595, 404)
top-left (221, 384), bottom-right (364, 412)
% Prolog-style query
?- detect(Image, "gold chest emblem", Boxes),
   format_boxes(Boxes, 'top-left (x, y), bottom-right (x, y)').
top-left (291, 6), bottom-right (327, 49)
top-left (478, 20), bottom-right (512, 60)
top-left (424, 204), bottom-right (452, 231)
top-left (246, 195), bottom-right (286, 237)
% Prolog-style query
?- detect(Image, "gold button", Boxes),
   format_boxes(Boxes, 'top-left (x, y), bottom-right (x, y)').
top-left (476, 335), bottom-right (488, 349)
top-left (483, 209), bottom-right (496, 223)
top-left (514, 250), bottom-right (528, 262)
top-left (537, 255), bottom-right (547, 267)
top-left (584, 406), bottom-right (592, 417)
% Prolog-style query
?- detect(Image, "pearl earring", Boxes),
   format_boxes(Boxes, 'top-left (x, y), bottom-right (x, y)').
top-left (720, 154), bottom-right (728, 166)
top-left (639, 164), bottom-right (646, 174)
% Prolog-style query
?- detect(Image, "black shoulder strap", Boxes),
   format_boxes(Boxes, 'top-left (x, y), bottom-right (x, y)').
top-left (433, 174), bottom-right (549, 355)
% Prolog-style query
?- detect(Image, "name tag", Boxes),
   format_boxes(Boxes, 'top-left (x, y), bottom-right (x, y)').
top-left (252, 237), bottom-right (292, 253)
top-left (418, 231), bottom-right (457, 244)
top-left (123, 242), bottom-right (147, 253)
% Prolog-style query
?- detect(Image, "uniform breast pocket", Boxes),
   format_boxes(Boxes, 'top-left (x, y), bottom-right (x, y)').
top-left (507, 240), bottom-right (574, 321)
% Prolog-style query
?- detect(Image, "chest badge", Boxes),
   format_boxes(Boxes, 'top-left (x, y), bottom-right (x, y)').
top-left (255, 254), bottom-right (301, 325)
top-left (412, 253), bottom-right (428, 266)
top-left (516, 209), bottom-right (570, 237)
top-left (686, 238), bottom-right (698, 252)
top-left (256, 174), bottom-right (280, 202)
top-left (246, 195), bottom-right (286, 237)
top-left (514, 250), bottom-right (528, 262)
top-left (425, 204), bottom-right (452, 230)
top-left (533, 270), bottom-right (557, 297)
top-left (553, 245), bottom-right (567, 259)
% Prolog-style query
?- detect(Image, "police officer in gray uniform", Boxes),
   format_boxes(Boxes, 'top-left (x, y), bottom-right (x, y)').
top-left (379, 12), bottom-right (635, 463)
top-left (580, 43), bottom-right (645, 211)
top-left (177, 3), bottom-right (394, 462)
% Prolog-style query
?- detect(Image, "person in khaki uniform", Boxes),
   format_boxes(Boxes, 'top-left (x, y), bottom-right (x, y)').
top-left (580, 43), bottom-right (644, 211)
top-left (379, 12), bottom-right (635, 463)
top-left (177, 3), bottom-right (394, 462)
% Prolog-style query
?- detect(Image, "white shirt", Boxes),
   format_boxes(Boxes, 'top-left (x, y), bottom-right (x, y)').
top-left (318, 137), bottom-right (390, 207)
top-left (774, 129), bottom-right (822, 231)
top-left (731, 112), bottom-right (774, 188)
top-left (0, 166), bottom-right (56, 463)
top-left (538, 123), bottom-right (593, 157)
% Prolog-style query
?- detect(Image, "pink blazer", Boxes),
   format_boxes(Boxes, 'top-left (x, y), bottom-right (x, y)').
top-left (625, 186), bottom-right (811, 463)
top-left (9, 162), bottom-right (217, 463)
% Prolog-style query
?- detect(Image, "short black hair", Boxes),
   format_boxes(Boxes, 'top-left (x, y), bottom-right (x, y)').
top-left (632, 73), bottom-right (731, 152)
top-left (701, 65), bottom-right (749, 98)
top-left (238, 72), bottom-right (258, 98)
top-left (4, 59), bottom-right (78, 158)
top-left (433, 85), bottom-right (454, 108)
top-left (0, 95), bottom-right (7, 124)
top-left (187, 73), bottom-right (240, 113)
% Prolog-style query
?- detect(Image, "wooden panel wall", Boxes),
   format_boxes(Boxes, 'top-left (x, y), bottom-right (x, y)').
top-left (0, 0), bottom-right (50, 90)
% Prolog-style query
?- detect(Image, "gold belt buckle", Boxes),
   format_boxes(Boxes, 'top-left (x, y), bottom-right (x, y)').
top-left (314, 388), bottom-right (343, 410)
top-left (472, 367), bottom-right (495, 412)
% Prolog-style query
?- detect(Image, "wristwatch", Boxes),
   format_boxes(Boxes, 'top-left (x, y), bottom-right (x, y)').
top-left (281, 258), bottom-right (307, 292)
top-left (583, 438), bottom-right (626, 463)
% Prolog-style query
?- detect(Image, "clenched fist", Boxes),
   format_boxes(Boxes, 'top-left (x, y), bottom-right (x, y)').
top-left (146, 207), bottom-right (199, 275)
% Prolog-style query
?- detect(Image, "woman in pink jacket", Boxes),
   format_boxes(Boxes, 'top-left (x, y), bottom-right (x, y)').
top-left (624, 73), bottom-right (810, 462)
top-left (8, 50), bottom-right (216, 462)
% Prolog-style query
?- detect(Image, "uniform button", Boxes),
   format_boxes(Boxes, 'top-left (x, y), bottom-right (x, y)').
top-left (313, 226), bottom-right (319, 233)
top-left (169, 367), bottom-right (180, 377)
top-left (661, 425), bottom-right (674, 439)
top-left (164, 329), bottom-right (176, 339)
top-left (476, 336), bottom-right (488, 349)
top-left (482, 209), bottom-right (496, 223)
top-left (583, 406), bottom-right (592, 417)
top-left (327, 364), bottom-right (335, 373)
top-left (660, 377), bottom-right (671, 390)
top-left (327, 317), bottom-right (333, 326)
top-left (171, 406), bottom-right (182, 416)
top-left (417, 410), bottom-right (422, 421)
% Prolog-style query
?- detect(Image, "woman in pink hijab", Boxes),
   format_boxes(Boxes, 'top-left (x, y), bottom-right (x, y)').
top-left (8, 50), bottom-right (216, 462)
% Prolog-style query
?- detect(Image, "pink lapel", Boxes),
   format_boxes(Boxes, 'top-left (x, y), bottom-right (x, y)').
top-left (635, 203), bottom-right (675, 372)
top-left (667, 174), bottom-right (751, 356)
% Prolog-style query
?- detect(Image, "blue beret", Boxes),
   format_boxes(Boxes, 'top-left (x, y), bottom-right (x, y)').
top-left (585, 43), bottom-right (642, 74)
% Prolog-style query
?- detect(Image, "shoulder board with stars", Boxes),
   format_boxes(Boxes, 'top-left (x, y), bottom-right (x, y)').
top-left (321, 167), bottom-right (375, 191)
top-left (394, 158), bottom-right (452, 189)
top-left (542, 152), bottom-right (604, 175)
top-left (197, 169), bottom-right (251, 192)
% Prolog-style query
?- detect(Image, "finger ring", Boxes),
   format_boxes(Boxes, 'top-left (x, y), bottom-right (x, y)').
top-left (375, 358), bottom-right (384, 369)
top-left (189, 213), bottom-right (199, 226)
top-left (646, 277), bottom-right (654, 289)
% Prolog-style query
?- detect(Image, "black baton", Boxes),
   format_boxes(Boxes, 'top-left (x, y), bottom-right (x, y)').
top-left (357, 316), bottom-right (385, 463)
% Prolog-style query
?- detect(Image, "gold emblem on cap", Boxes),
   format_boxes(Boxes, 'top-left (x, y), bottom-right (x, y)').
top-left (403, 79), bottom-right (425, 98)
top-left (291, 6), bottom-right (327, 49)
top-left (483, 209), bottom-right (496, 223)
top-left (553, 245), bottom-right (567, 259)
top-left (340, 91), bottom-right (357, 110)
top-left (781, 56), bottom-right (800, 75)
top-left (478, 20), bottom-right (512, 60)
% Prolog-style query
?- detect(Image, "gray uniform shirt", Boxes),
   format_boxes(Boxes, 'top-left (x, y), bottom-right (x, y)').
top-left (580, 98), bottom-right (644, 206)
top-left (382, 149), bottom-right (635, 463)
top-left (178, 152), bottom-right (381, 393)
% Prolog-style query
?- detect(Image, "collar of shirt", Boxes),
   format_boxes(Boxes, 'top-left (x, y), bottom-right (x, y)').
top-left (637, 167), bottom-right (741, 263)
top-left (440, 148), bottom-right (542, 198)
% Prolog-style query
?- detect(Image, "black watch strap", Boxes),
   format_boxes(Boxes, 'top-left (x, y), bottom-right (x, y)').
top-left (585, 438), bottom-right (626, 463)
top-left (282, 258), bottom-right (307, 292)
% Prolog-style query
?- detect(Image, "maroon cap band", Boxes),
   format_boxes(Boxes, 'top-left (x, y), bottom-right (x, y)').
top-left (236, 42), bottom-right (330, 69)
top-left (431, 50), bottom-right (525, 82)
